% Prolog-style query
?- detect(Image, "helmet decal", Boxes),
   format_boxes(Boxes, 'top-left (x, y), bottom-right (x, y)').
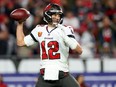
top-left (44, 4), bottom-right (51, 12)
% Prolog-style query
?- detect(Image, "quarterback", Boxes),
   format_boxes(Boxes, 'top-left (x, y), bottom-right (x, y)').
top-left (16, 3), bottom-right (82, 87)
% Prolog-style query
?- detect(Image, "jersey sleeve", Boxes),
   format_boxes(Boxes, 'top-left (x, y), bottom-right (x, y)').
top-left (24, 35), bottom-right (35, 46)
top-left (30, 26), bottom-right (39, 42)
top-left (24, 25), bottom-right (39, 46)
top-left (64, 26), bottom-right (75, 39)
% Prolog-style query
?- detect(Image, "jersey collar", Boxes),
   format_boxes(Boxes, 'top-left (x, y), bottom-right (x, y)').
top-left (46, 25), bottom-right (57, 34)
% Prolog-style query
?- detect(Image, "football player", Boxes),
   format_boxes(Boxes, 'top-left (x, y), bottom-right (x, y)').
top-left (16, 3), bottom-right (82, 87)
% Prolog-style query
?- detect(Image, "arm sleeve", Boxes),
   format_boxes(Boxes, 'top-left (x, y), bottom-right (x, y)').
top-left (30, 26), bottom-right (39, 42)
top-left (24, 26), bottom-right (39, 46)
top-left (24, 35), bottom-right (35, 46)
top-left (63, 34), bottom-right (78, 49)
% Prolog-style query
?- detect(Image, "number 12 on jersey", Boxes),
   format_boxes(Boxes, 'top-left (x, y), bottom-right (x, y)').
top-left (41, 41), bottom-right (60, 60)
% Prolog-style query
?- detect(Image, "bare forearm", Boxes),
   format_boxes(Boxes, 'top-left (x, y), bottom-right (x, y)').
top-left (16, 22), bottom-right (25, 46)
top-left (74, 43), bottom-right (82, 55)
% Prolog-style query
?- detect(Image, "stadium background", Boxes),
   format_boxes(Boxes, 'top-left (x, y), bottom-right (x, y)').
top-left (0, 0), bottom-right (116, 87)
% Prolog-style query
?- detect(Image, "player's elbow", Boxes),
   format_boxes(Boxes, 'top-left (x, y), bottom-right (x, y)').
top-left (17, 40), bottom-right (25, 46)
top-left (77, 48), bottom-right (83, 55)
top-left (75, 46), bottom-right (83, 55)
top-left (17, 42), bottom-right (23, 46)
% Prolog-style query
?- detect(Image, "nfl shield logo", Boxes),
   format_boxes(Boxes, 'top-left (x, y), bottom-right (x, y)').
top-left (38, 32), bottom-right (42, 37)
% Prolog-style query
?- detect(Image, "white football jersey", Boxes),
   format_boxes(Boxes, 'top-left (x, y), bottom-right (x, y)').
top-left (24, 24), bottom-right (75, 72)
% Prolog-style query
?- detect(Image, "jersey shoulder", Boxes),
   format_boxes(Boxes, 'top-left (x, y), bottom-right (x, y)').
top-left (33, 24), bottom-right (47, 31)
top-left (36, 24), bottom-right (47, 27)
top-left (31, 24), bottom-right (47, 35)
top-left (62, 25), bottom-right (74, 34)
top-left (35, 24), bottom-right (47, 29)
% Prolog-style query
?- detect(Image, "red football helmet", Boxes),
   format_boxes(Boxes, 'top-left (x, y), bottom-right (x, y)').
top-left (43, 3), bottom-right (64, 24)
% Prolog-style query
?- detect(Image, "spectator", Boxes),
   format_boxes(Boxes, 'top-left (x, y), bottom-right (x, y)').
top-left (98, 16), bottom-right (115, 58)
top-left (0, 75), bottom-right (7, 87)
top-left (105, 0), bottom-right (116, 20)
top-left (62, 0), bottom-right (70, 13)
top-left (111, 14), bottom-right (116, 38)
top-left (73, 0), bottom-right (89, 22)
top-left (79, 12), bottom-right (98, 37)
top-left (111, 14), bottom-right (116, 57)
top-left (0, 23), bottom-right (17, 56)
top-left (63, 10), bottom-right (80, 30)
top-left (0, 23), bottom-right (9, 55)
top-left (75, 74), bottom-right (88, 87)
top-left (80, 27), bottom-right (96, 59)
top-left (92, 1), bottom-right (104, 23)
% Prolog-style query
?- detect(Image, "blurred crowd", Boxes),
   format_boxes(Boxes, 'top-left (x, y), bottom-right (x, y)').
top-left (0, 0), bottom-right (116, 59)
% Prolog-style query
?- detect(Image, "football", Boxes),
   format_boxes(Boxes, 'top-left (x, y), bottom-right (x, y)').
top-left (10, 8), bottom-right (30, 22)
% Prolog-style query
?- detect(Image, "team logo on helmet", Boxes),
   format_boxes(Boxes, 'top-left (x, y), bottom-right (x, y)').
top-left (44, 4), bottom-right (51, 12)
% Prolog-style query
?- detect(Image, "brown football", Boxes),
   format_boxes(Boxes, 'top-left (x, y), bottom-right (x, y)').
top-left (10, 8), bottom-right (30, 22)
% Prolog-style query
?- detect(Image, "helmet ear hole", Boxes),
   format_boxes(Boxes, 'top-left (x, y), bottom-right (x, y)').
top-left (43, 3), bottom-right (64, 24)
